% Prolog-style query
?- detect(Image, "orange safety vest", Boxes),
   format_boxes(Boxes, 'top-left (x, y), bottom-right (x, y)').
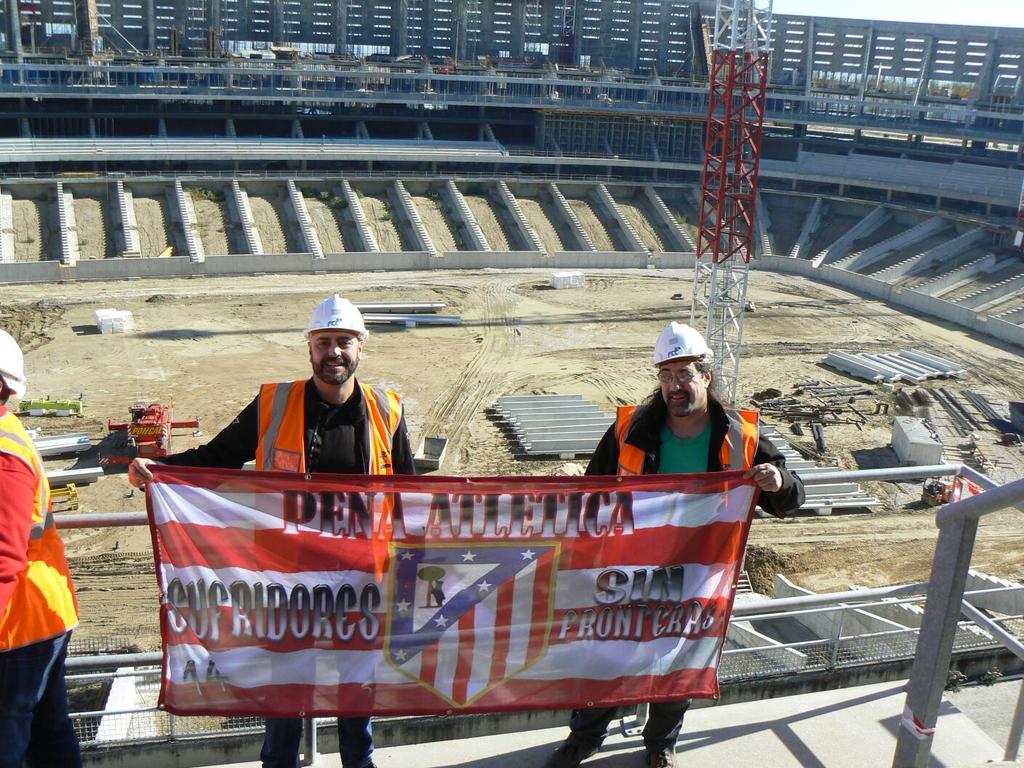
top-left (614, 405), bottom-right (759, 476)
top-left (254, 380), bottom-right (402, 475)
top-left (0, 408), bottom-right (79, 651)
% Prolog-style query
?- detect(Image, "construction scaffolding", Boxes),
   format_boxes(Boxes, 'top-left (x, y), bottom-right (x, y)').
top-left (538, 111), bottom-right (705, 162)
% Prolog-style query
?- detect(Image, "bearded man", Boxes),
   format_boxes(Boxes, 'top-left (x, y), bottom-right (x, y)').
top-left (129, 294), bottom-right (413, 768)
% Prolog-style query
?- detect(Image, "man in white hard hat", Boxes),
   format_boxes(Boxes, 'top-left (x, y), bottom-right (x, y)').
top-left (129, 295), bottom-right (413, 768)
top-left (0, 329), bottom-right (82, 768)
top-left (543, 321), bottom-right (804, 768)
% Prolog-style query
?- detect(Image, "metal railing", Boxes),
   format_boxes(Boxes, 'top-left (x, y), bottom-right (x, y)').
top-left (55, 464), bottom-right (1024, 765)
top-left (892, 468), bottom-right (1024, 766)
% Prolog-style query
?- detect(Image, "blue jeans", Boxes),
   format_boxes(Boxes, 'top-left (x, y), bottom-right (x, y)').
top-left (0, 631), bottom-right (82, 768)
top-left (261, 716), bottom-right (373, 768)
top-left (568, 699), bottom-right (691, 753)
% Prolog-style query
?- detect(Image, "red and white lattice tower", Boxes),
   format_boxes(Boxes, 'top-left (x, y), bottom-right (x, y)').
top-left (690, 0), bottom-right (772, 405)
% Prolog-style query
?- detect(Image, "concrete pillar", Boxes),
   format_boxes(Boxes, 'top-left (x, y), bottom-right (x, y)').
top-left (629, 0), bottom-right (643, 72)
top-left (804, 18), bottom-right (814, 95)
top-left (913, 34), bottom-right (934, 106)
top-left (6, 0), bottom-right (22, 59)
top-left (334, 0), bottom-right (347, 55)
top-left (857, 22), bottom-right (874, 98)
top-left (455, 0), bottom-right (468, 59)
top-left (969, 30), bottom-right (998, 107)
top-left (145, 0), bottom-right (156, 51)
top-left (510, 0), bottom-right (525, 58)
top-left (393, 0), bottom-right (409, 55)
top-left (572, 0), bottom-right (585, 66)
top-left (272, 2), bottom-right (283, 42)
top-left (75, 0), bottom-right (99, 55)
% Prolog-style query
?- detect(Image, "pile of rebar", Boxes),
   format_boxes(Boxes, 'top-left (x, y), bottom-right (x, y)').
top-left (752, 380), bottom-right (876, 428)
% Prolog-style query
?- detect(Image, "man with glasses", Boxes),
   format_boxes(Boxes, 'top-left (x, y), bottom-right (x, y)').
top-left (543, 321), bottom-right (804, 768)
top-left (128, 294), bottom-right (414, 768)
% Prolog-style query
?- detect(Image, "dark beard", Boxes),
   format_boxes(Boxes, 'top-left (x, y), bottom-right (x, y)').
top-left (313, 358), bottom-right (357, 387)
top-left (666, 398), bottom-right (698, 418)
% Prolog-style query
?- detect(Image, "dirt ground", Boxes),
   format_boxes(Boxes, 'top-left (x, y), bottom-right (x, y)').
top-left (248, 195), bottom-right (292, 254)
top-left (191, 197), bottom-right (230, 257)
top-left (72, 197), bottom-right (111, 260)
top-left (360, 194), bottom-right (405, 252)
top-left (518, 198), bottom-right (566, 252)
top-left (411, 194), bottom-right (459, 253)
top-left (568, 198), bottom-right (617, 251)
top-left (463, 194), bottom-right (513, 251)
top-left (3, 268), bottom-right (1024, 652)
top-left (618, 198), bottom-right (668, 253)
top-left (305, 197), bottom-right (349, 253)
top-left (12, 199), bottom-right (44, 262)
top-left (132, 196), bottom-right (169, 258)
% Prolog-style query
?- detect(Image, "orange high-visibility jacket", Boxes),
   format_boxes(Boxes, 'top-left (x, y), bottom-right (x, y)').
top-left (613, 405), bottom-right (759, 475)
top-left (254, 381), bottom-right (402, 474)
top-left (0, 408), bottom-right (79, 651)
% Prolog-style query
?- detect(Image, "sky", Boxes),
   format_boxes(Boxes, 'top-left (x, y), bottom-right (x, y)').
top-left (772, 0), bottom-right (1024, 29)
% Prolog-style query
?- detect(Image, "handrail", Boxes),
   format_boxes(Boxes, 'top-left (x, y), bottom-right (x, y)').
top-left (937, 476), bottom-right (1024, 524)
top-left (893, 469), bottom-right (1024, 767)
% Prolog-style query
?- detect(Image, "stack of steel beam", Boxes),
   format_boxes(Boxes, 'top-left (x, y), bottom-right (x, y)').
top-left (822, 349), bottom-right (964, 384)
top-left (761, 426), bottom-right (880, 516)
top-left (492, 394), bottom-right (611, 457)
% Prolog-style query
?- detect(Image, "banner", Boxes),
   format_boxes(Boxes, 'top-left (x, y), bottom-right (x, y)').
top-left (146, 467), bottom-right (759, 717)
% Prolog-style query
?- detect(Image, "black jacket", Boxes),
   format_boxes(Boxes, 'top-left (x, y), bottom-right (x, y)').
top-left (585, 396), bottom-right (804, 518)
top-left (162, 378), bottom-right (415, 475)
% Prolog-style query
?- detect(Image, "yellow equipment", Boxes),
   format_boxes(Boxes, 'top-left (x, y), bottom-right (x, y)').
top-left (51, 483), bottom-right (79, 511)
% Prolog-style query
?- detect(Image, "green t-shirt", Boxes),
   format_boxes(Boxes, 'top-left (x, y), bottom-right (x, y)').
top-left (657, 423), bottom-right (711, 474)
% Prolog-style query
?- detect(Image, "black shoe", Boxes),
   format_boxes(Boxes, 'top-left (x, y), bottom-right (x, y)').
top-left (543, 736), bottom-right (599, 768)
top-left (644, 748), bottom-right (678, 768)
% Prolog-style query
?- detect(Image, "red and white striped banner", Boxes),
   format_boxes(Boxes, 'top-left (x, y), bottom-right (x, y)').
top-left (146, 467), bottom-right (759, 717)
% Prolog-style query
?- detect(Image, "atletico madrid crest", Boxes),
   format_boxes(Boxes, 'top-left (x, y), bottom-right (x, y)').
top-left (385, 542), bottom-right (560, 707)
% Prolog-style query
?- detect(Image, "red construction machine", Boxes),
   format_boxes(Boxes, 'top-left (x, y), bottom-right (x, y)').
top-left (107, 401), bottom-right (200, 463)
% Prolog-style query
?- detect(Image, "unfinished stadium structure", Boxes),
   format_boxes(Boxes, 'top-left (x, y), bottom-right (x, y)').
top-left (1, 1), bottom-right (1023, 766)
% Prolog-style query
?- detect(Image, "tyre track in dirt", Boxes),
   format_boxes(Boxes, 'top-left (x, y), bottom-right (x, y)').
top-left (417, 279), bottom-right (522, 469)
top-left (67, 552), bottom-right (162, 649)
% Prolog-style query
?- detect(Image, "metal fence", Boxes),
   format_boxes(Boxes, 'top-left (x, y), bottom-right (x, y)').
top-left (62, 593), bottom-right (1023, 750)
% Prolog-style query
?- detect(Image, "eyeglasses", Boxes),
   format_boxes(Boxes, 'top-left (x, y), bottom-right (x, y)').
top-left (657, 368), bottom-right (702, 385)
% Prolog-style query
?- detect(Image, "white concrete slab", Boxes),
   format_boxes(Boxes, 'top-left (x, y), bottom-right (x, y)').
top-left (213, 680), bottom-right (1010, 767)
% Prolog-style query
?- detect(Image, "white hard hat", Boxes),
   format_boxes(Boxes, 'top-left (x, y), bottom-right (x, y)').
top-left (0, 329), bottom-right (27, 399)
top-left (304, 294), bottom-right (368, 340)
top-left (651, 321), bottom-right (711, 366)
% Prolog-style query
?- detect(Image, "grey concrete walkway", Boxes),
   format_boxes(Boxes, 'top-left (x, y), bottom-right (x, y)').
top-left (219, 680), bottom-right (1020, 768)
